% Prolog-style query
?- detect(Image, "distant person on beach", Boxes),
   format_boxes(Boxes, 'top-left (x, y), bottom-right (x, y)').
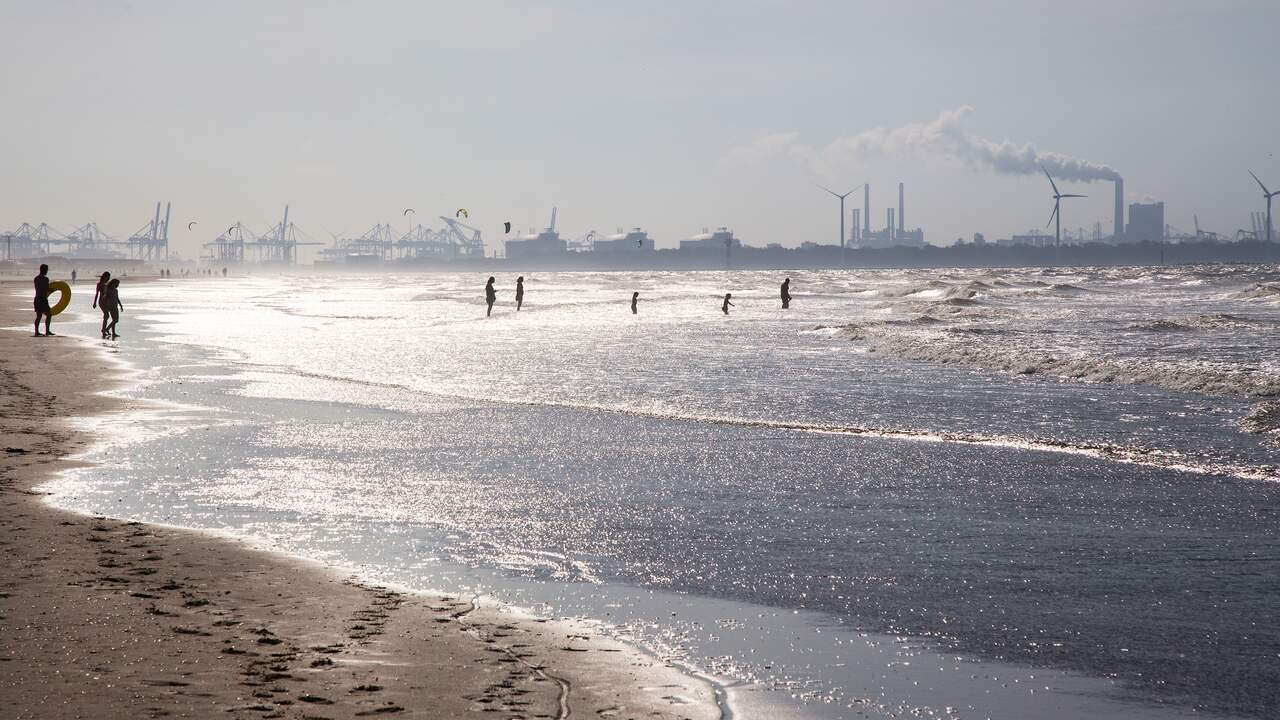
top-left (102, 279), bottom-right (123, 339)
top-left (33, 264), bottom-right (52, 337)
top-left (222, 267), bottom-right (227, 277)
top-left (485, 276), bottom-right (497, 317)
top-left (93, 271), bottom-right (112, 338)
top-left (515, 276), bottom-right (525, 311)
top-left (631, 291), bottom-right (639, 314)
top-left (71, 269), bottom-right (77, 285)
top-left (781, 277), bottom-right (791, 309)
top-left (722, 293), bottom-right (734, 315)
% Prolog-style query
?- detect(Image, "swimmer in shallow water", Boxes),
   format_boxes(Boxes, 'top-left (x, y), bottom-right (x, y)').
top-left (722, 293), bottom-right (734, 315)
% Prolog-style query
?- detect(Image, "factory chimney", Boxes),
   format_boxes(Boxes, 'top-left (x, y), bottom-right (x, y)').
top-left (851, 208), bottom-right (860, 246)
top-left (1113, 178), bottom-right (1125, 242)
top-left (898, 182), bottom-right (905, 235)
top-left (887, 208), bottom-right (895, 242)
top-left (863, 185), bottom-right (871, 240)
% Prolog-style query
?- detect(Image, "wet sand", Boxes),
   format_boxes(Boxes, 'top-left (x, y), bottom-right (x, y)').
top-left (0, 278), bottom-right (718, 720)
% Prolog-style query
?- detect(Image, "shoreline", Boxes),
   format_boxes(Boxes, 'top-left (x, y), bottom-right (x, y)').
top-left (0, 278), bottom-right (720, 719)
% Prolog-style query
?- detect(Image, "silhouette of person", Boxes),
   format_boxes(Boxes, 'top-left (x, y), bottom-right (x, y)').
top-left (485, 276), bottom-right (497, 317)
top-left (222, 267), bottom-right (227, 278)
top-left (33, 264), bottom-right (52, 337)
top-left (71, 269), bottom-right (77, 285)
top-left (515, 276), bottom-right (525, 311)
top-left (781, 277), bottom-right (791, 309)
top-left (631, 291), bottom-right (639, 314)
top-left (722, 293), bottom-right (734, 315)
top-left (93, 271), bottom-right (112, 338)
top-left (102, 279), bottom-right (123, 339)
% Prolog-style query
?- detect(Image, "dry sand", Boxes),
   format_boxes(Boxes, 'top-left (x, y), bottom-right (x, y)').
top-left (0, 277), bottom-right (719, 719)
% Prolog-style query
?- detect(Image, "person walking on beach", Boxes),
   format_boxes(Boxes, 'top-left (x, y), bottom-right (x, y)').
top-left (631, 291), bottom-right (639, 314)
top-left (485, 276), bottom-right (497, 317)
top-left (722, 293), bottom-right (734, 315)
top-left (781, 277), bottom-right (792, 309)
top-left (93, 271), bottom-right (112, 338)
top-left (71, 269), bottom-right (77, 285)
top-left (515, 276), bottom-right (525, 311)
top-left (33, 264), bottom-right (53, 337)
top-left (102, 279), bottom-right (123, 339)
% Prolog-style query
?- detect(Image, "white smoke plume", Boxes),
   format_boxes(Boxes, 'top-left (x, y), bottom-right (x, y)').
top-left (731, 106), bottom-right (1120, 183)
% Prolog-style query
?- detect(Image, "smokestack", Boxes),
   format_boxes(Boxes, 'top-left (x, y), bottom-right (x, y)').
top-left (851, 208), bottom-right (860, 245)
top-left (1113, 178), bottom-right (1124, 242)
top-left (898, 182), bottom-right (905, 234)
top-left (887, 208), bottom-right (894, 242)
top-left (864, 184), bottom-right (870, 239)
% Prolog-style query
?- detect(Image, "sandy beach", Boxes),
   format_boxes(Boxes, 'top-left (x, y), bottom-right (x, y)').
top-left (0, 276), bottom-right (718, 719)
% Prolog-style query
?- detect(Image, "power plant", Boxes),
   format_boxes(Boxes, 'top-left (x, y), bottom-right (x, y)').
top-left (853, 182), bottom-right (925, 248)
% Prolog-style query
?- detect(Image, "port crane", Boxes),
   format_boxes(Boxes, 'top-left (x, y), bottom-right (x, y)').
top-left (439, 216), bottom-right (486, 258)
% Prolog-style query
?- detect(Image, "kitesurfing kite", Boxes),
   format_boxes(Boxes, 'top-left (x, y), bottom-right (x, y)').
top-left (504, 221), bottom-right (511, 234)
top-left (226, 224), bottom-right (237, 236)
top-left (404, 208), bottom-right (414, 216)
top-left (456, 208), bottom-right (468, 218)
top-left (187, 221), bottom-right (197, 231)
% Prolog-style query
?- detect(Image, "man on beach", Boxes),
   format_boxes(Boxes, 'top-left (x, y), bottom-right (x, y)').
top-left (781, 277), bottom-right (792, 309)
top-left (33, 264), bottom-right (53, 337)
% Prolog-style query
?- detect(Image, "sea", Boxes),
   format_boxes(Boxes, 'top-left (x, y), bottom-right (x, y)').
top-left (43, 265), bottom-right (1280, 720)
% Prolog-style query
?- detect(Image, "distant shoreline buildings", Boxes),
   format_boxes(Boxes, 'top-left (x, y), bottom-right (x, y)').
top-left (5, 175), bottom-right (1271, 270)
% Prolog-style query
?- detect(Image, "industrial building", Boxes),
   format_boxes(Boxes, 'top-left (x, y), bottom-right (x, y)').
top-left (1000, 232), bottom-right (1056, 248)
top-left (1126, 201), bottom-right (1165, 244)
top-left (505, 208), bottom-right (567, 259)
top-left (592, 228), bottom-right (655, 252)
top-left (680, 228), bottom-right (741, 250)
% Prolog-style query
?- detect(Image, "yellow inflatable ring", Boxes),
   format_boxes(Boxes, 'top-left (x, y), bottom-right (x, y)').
top-left (48, 281), bottom-right (71, 316)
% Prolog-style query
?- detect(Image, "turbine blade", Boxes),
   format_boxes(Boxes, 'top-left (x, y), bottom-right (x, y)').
top-left (1046, 203), bottom-right (1058, 228)
top-left (1041, 164), bottom-right (1060, 195)
top-left (1250, 170), bottom-right (1270, 196)
top-left (815, 183), bottom-right (839, 198)
top-left (1061, 194), bottom-right (1087, 198)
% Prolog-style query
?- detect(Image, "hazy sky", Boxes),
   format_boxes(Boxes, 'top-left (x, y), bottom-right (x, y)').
top-left (2, 0), bottom-right (1277, 258)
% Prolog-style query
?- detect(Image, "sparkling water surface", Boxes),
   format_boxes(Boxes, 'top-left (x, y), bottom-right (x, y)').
top-left (48, 266), bottom-right (1280, 719)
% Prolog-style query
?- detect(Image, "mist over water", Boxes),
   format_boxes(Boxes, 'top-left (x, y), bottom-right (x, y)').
top-left (52, 266), bottom-right (1280, 719)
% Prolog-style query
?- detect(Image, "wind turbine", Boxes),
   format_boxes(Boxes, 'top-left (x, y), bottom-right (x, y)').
top-left (1042, 165), bottom-right (1085, 248)
top-left (817, 183), bottom-right (864, 251)
top-left (1249, 171), bottom-right (1279, 246)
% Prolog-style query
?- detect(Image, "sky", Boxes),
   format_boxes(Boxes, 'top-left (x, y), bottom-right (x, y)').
top-left (2, 0), bottom-right (1278, 259)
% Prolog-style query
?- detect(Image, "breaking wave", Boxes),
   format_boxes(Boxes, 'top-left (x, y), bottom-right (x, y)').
top-left (1126, 314), bottom-right (1264, 332)
top-left (824, 324), bottom-right (1280, 398)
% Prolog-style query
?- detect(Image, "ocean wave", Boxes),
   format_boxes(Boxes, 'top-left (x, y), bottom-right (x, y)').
top-left (1230, 283), bottom-right (1280, 301)
top-left (824, 324), bottom-right (1280, 398)
top-left (1127, 314), bottom-right (1264, 332)
top-left (1241, 402), bottom-right (1280, 444)
top-left (235, 358), bottom-right (1280, 483)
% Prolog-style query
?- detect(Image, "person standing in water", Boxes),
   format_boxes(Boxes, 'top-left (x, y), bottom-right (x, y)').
top-left (781, 277), bottom-right (792, 309)
top-left (102, 279), bottom-right (123, 339)
top-left (515, 276), bottom-right (525, 311)
top-left (485, 276), bottom-right (497, 317)
top-left (93, 271), bottom-right (112, 338)
top-left (631, 291), bottom-right (639, 314)
top-left (33, 264), bottom-right (53, 337)
top-left (722, 293), bottom-right (734, 315)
